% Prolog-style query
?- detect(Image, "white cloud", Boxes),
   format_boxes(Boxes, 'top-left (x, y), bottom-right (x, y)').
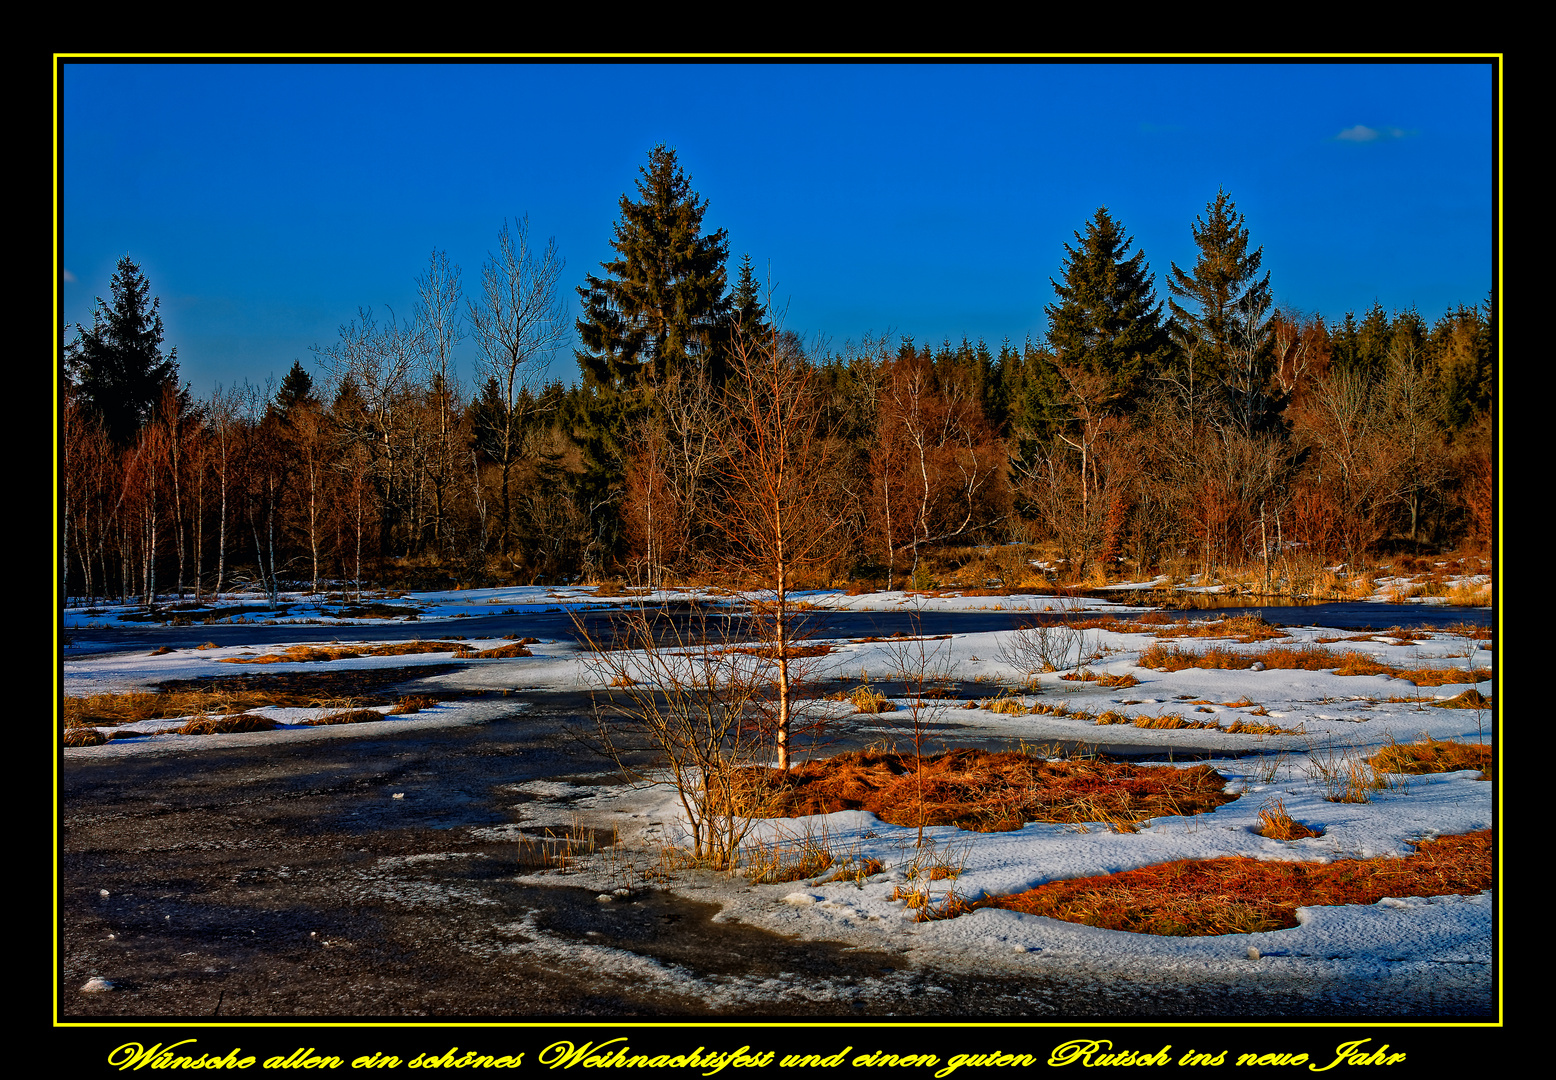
top-left (1336, 124), bottom-right (1410, 143)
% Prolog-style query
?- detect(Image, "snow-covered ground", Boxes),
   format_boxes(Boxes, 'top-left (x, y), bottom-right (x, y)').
top-left (60, 583), bottom-right (1497, 1013)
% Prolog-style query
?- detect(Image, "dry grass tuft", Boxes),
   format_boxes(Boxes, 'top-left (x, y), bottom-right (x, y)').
top-left (850, 685), bottom-right (896, 714)
top-left (1393, 664), bottom-right (1493, 687)
top-left (1222, 717), bottom-right (1293, 735)
top-left (1446, 580), bottom-right (1493, 607)
top-left (1059, 669), bottom-right (1140, 688)
top-left (1256, 798), bottom-right (1323, 840)
top-left (1368, 736), bottom-right (1493, 781)
top-left (1436, 688), bottom-right (1492, 709)
top-left (1304, 742), bottom-right (1397, 803)
top-left (62, 727), bottom-right (108, 747)
top-left (743, 833), bottom-right (838, 884)
top-left (454, 642), bottom-right (534, 659)
top-left (301, 708), bottom-right (386, 726)
top-left (387, 695), bottom-right (439, 715)
top-left (178, 713), bottom-right (281, 735)
top-left (1151, 614), bottom-right (1287, 644)
top-left (976, 830), bottom-right (1490, 935)
top-left (981, 694), bottom-right (1029, 715)
top-left (1088, 707), bottom-right (1300, 735)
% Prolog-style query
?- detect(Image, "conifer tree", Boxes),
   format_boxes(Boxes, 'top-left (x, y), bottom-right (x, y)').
top-left (730, 253), bottom-right (768, 343)
top-left (1166, 190), bottom-right (1274, 407)
top-left (274, 360), bottom-right (318, 419)
top-left (576, 146), bottom-right (732, 394)
top-left (64, 256), bottom-right (181, 446)
top-left (1045, 207), bottom-right (1170, 410)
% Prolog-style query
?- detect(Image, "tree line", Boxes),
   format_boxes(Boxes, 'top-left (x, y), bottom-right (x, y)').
top-left (60, 147), bottom-right (1496, 605)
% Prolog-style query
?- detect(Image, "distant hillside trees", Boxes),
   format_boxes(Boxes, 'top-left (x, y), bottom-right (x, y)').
top-left (59, 183), bottom-right (1495, 606)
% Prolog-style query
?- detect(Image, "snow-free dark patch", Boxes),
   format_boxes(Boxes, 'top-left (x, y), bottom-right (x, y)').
top-left (154, 663), bottom-right (465, 704)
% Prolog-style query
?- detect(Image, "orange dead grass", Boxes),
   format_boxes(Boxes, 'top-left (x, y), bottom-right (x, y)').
top-left (1256, 798), bottom-right (1323, 840)
top-left (454, 642), bottom-right (534, 658)
top-left (1436, 688), bottom-right (1492, 709)
top-left (301, 708), bottom-right (386, 726)
top-left (850, 686), bottom-right (896, 713)
top-left (974, 830), bottom-right (1491, 935)
top-left (62, 727), bottom-right (108, 746)
top-left (1138, 643), bottom-right (1490, 686)
top-left (219, 641), bottom-right (464, 664)
top-left (1058, 612), bottom-right (1287, 643)
top-left (388, 695), bottom-right (440, 714)
top-left (1368, 737), bottom-right (1493, 781)
top-left (177, 713), bottom-right (281, 735)
top-left (744, 749), bottom-right (1237, 833)
top-left (982, 696), bottom-right (1300, 736)
top-left (724, 643), bottom-right (834, 659)
top-left (1059, 669), bottom-right (1141, 688)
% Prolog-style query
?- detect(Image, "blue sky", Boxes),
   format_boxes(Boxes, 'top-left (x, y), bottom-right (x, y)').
top-left (59, 60), bottom-right (1497, 398)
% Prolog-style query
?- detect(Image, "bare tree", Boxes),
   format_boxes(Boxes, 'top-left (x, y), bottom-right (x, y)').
top-left (885, 605), bottom-right (956, 849)
top-left (622, 367), bottom-right (724, 586)
top-left (1381, 339), bottom-right (1448, 544)
top-left (415, 249), bottom-right (465, 555)
top-left (715, 317), bottom-right (850, 770)
top-left (206, 385), bottom-right (239, 597)
top-left (286, 400), bottom-right (332, 593)
top-left (578, 603), bottom-right (771, 869)
top-left (155, 384), bottom-right (189, 599)
top-left (1297, 369), bottom-right (1408, 566)
top-left (317, 306), bottom-right (421, 557)
top-left (467, 217), bottom-right (567, 554)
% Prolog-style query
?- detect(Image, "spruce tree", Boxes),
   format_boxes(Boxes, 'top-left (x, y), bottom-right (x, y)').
top-left (1044, 207), bottom-right (1170, 409)
top-left (730, 252), bottom-right (768, 344)
top-left (576, 145), bottom-right (732, 394)
top-left (64, 255), bottom-right (180, 445)
top-left (274, 360), bottom-right (318, 419)
top-left (1166, 190), bottom-right (1273, 395)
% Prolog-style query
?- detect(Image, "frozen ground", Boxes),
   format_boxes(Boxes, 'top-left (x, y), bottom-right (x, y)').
top-left (59, 583), bottom-right (1497, 1017)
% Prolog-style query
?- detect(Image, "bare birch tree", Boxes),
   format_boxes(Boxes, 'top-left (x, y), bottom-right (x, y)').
top-left (467, 217), bottom-right (567, 554)
top-left (415, 248), bottom-right (465, 555)
top-left (716, 318), bottom-right (849, 770)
